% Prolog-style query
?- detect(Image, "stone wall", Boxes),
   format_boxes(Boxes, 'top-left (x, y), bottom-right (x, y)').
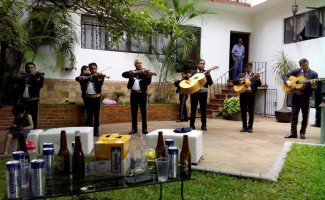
top-left (40, 79), bottom-right (178, 104)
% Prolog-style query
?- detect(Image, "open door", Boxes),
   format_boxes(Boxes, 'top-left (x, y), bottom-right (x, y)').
top-left (229, 32), bottom-right (250, 80)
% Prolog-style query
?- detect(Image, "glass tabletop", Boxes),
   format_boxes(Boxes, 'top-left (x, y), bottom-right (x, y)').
top-left (20, 164), bottom-right (193, 199)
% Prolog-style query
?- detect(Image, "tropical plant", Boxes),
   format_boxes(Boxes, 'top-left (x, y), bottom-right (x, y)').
top-left (222, 97), bottom-right (240, 118)
top-left (114, 91), bottom-right (125, 102)
top-left (146, 0), bottom-right (215, 102)
top-left (271, 50), bottom-right (298, 112)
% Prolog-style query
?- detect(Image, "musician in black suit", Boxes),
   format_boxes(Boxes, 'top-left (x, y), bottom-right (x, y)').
top-left (189, 59), bottom-right (214, 131)
top-left (122, 58), bottom-right (153, 134)
top-left (233, 62), bottom-right (261, 133)
top-left (174, 70), bottom-right (190, 122)
top-left (12, 62), bottom-right (44, 129)
top-left (282, 58), bottom-right (318, 139)
top-left (78, 63), bottom-right (105, 137)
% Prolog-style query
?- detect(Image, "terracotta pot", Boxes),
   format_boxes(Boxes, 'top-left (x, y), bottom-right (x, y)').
top-left (227, 112), bottom-right (241, 121)
top-left (275, 110), bottom-right (291, 123)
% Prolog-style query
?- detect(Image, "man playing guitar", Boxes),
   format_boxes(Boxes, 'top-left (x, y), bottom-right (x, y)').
top-left (233, 62), bottom-right (261, 133)
top-left (189, 59), bottom-right (218, 131)
top-left (282, 58), bottom-right (318, 139)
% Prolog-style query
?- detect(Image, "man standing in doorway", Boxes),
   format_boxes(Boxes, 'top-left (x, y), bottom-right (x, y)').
top-left (232, 38), bottom-right (245, 80)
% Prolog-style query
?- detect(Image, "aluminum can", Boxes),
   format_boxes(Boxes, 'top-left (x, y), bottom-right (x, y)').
top-left (165, 139), bottom-right (174, 156)
top-left (43, 143), bottom-right (54, 149)
top-left (168, 147), bottom-right (179, 178)
top-left (31, 159), bottom-right (45, 197)
top-left (12, 151), bottom-right (30, 189)
top-left (6, 160), bottom-right (21, 199)
top-left (43, 148), bottom-right (54, 179)
top-left (111, 147), bottom-right (121, 174)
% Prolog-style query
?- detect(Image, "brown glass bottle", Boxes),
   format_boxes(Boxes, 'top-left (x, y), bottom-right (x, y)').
top-left (58, 130), bottom-right (70, 175)
top-left (17, 133), bottom-right (30, 163)
top-left (155, 131), bottom-right (166, 158)
top-left (180, 135), bottom-right (191, 178)
top-left (72, 131), bottom-right (85, 180)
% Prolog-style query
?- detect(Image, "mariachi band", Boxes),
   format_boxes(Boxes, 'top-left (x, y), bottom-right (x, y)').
top-left (5, 57), bottom-right (319, 140)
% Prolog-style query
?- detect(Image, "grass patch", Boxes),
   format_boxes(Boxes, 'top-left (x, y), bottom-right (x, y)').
top-left (1, 144), bottom-right (324, 199)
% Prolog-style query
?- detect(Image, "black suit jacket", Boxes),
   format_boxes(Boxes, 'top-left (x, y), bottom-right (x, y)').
top-left (233, 72), bottom-right (261, 93)
top-left (122, 70), bottom-right (152, 91)
top-left (77, 75), bottom-right (104, 94)
top-left (282, 68), bottom-right (318, 97)
top-left (190, 70), bottom-right (213, 88)
top-left (14, 74), bottom-right (44, 98)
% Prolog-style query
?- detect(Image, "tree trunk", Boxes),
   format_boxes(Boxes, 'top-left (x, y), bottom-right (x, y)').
top-left (278, 92), bottom-right (291, 112)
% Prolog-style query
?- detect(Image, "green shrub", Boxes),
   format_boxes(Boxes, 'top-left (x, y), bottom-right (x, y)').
top-left (222, 97), bottom-right (240, 117)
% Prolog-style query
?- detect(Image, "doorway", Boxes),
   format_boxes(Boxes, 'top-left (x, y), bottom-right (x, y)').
top-left (229, 32), bottom-right (250, 80)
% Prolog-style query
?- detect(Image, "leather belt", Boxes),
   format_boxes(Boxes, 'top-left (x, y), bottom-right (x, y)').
top-left (85, 94), bottom-right (100, 98)
top-left (21, 97), bottom-right (39, 101)
top-left (244, 90), bottom-right (253, 93)
top-left (131, 90), bottom-right (146, 94)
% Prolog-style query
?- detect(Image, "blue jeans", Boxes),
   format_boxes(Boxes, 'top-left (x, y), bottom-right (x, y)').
top-left (233, 57), bottom-right (243, 79)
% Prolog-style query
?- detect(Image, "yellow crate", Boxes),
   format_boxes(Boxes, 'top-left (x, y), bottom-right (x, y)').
top-left (94, 134), bottom-right (130, 161)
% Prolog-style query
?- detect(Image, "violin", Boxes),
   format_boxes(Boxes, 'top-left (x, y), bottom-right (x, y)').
top-left (82, 73), bottom-right (110, 80)
top-left (132, 69), bottom-right (157, 76)
top-left (13, 72), bottom-right (45, 79)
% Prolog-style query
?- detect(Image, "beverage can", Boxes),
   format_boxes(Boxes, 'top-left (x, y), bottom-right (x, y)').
top-left (43, 143), bottom-right (54, 149)
top-left (6, 160), bottom-right (21, 199)
top-left (31, 159), bottom-right (45, 197)
top-left (12, 151), bottom-right (29, 189)
top-left (165, 139), bottom-right (174, 156)
top-left (43, 148), bottom-right (54, 179)
top-left (168, 147), bottom-right (179, 178)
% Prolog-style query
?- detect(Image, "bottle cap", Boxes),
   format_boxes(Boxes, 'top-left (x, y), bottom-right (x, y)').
top-left (75, 130), bottom-right (81, 137)
top-left (26, 139), bottom-right (36, 150)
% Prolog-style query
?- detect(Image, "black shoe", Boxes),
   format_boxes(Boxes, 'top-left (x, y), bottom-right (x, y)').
top-left (183, 119), bottom-right (188, 122)
top-left (94, 132), bottom-right (100, 137)
top-left (142, 129), bottom-right (148, 134)
top-left (240, 128), bottom-right (247, 132)
top-left (300, 133), bottom-right (306, 139)
top-left (284, 133), bottom-right (297, 138)
top-left (176, 120), bottom-right (183, 123)
top-left (129, 129), bottom-right (137, 135)
top-left (201, 126), bottom-right (207, 131)
top-left (190, 125), bottom-right (195, 130)
top-left (247, 128), bottom-right (253, 133)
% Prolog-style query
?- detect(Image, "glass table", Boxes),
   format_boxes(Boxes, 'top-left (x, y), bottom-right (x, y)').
top-left (20, 164), bottom-right (194, 200)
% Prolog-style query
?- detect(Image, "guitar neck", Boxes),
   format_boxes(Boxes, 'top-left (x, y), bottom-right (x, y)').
top-left (297, 78), bottom-right (320, 84)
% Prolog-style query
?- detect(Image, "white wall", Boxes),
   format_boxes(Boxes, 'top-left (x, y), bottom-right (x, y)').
top-left (250, 0), bottom-right (325, 123)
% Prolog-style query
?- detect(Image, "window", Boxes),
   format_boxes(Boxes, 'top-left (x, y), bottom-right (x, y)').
top-left (81, 15), bottom-right (169, 54)
top-left (284, 6), bottom-right (325, 44)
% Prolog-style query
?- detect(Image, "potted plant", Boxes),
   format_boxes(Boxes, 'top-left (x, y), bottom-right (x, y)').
top-left (114, 91), bottom-right (125, 103)
top-left (222, 97), bottom-right (241, 120)
top-left (271, 50), bottom-right (297, 122)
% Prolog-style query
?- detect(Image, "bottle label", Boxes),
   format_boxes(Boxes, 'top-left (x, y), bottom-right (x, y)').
top-left (180, 157), bottom-right (191, 177)
top-left (58, 156), bottom-right (65, 171)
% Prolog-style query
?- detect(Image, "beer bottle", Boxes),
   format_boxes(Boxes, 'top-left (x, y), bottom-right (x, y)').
top-left (72, 131), bottom-right (85, 179)
top-left (180, 135), bottom-right (191, 178)
top-left (17, 133), bottom-right (30, 163)
top-left (58, 130), bottom-right (70, 175)
top-left (155, 131), bottom-right (166, 158)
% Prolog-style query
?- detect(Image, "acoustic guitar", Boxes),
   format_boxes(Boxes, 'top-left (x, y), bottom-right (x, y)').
top-left (179, 66), bottom-right (219, 94)
top-left (233, 70), bottom-right (265, 93)
top-left (282, 76), bottom-right (323, 93)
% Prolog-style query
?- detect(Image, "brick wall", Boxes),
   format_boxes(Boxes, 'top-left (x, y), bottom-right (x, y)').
top-left (0, 104), bottom-right (180, 130)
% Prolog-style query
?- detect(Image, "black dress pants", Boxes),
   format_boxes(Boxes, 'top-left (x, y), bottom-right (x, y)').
top-left (179, 94), bottom-right (188, 121)
top-left (84, 97), bottom-right (101, 133)
top-left (190, 92), bottom-right (207, 127)
top-left (291, 94), bottom-right (310, 134)
top-left (130, 92), bottom-right (147, 131)
top-left (239, 92), bottom-right (256, 129)
top-left (20, 99), bottom-right (39, 129)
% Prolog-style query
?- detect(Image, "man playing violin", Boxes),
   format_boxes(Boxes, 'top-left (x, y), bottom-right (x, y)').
top-left (122, 58), bottom-right (153, 134)
top-left (283, 58), bottom-right (318, 139)
top-left (78, 63), bottom-right (105, 137)
top-left (190, 59), bottom-right (215, 131)
top-left (233, 62), bottom-right (261, 133)
top-left (12, 62), bottom-right (44, 129)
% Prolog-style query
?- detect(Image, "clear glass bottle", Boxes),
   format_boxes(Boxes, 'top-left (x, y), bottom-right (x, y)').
top-left (27, 139), bottom-right (37, 161)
